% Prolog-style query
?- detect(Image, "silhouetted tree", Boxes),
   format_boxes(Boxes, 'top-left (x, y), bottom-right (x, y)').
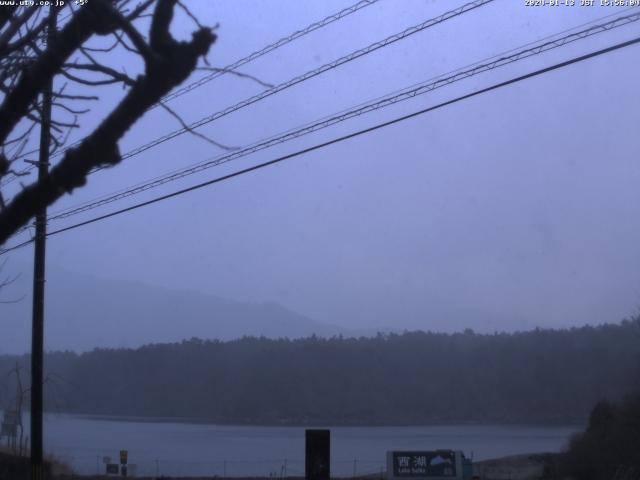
top-left (0, 0), bottom-right (216, 245)
top-left (560, 393), bottom-right (640, 480)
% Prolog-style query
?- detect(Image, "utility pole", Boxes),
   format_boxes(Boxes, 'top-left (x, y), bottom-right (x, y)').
top-left (30, 6), bottom-right (56, 480)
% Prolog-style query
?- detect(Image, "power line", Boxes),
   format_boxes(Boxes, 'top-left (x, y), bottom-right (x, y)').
top-left (113, 0), bottom-right (495, 163)
top-left (160, 0), bottom-right (381, 105)
top-left (8, 2), bottom-right (639, 192)
top-left (43, 10), bottom-right (640, 224)
top-left (0, 0), bottom-right (382, 184)
top-left (3, 34), bottom-right (638, 256)
top-left (46, 6), bottom-right (640, 220)
top-left (4, 0), bottom-right (495, 188)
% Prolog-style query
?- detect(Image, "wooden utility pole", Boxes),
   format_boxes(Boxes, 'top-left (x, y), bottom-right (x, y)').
top-left (31, 6), bottom-right (56, 480)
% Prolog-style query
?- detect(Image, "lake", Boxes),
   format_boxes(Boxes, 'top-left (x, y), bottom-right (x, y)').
top-left (17, 413), bottom-right (581, 477)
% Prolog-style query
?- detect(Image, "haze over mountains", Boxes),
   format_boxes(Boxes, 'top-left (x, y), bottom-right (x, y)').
top-left (0, 266), bottom-right (350, 354)
top-left (0, 263), bottom-right (625, 355)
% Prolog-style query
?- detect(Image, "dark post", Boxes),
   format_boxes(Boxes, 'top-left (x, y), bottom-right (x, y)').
top-left (30, 6), bottom-right (55, 480)
top-left (305, 429), bottom-right (330, 480)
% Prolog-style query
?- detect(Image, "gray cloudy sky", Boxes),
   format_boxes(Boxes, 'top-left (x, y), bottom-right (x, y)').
top-left (2, 0), bottom-right (640, 342)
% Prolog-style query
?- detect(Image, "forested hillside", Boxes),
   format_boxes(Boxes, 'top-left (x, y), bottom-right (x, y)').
top-left (1, 320), bottom-right (639, 425)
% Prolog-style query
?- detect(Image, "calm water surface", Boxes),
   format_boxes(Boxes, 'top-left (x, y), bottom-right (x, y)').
top-left (20, 413), bottom-right (580, 477)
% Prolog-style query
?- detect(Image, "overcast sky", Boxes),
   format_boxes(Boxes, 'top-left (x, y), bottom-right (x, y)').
top-left (2, 0), bottom-right (640, 345)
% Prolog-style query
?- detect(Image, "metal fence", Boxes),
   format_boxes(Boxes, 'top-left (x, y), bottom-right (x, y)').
top-left (50, 453), bottom-right (387, 478)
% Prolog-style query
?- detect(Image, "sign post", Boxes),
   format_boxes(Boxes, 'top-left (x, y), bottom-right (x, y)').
top-left (305, 429), bottom-right (330, 480)
top-left (119, 450), bottom-right (128, 477)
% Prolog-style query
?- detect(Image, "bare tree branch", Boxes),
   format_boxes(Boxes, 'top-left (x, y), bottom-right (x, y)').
top-left (197, 66), bottom-right (273, 89)
top-left (177, 0), bottom-right (205, 30)
top-left (0, 13), bottom-right (48, 57)
top-left (0, 1), bottom-right (124, 146)
top-left (0, 6), bottom-right (38, 55)
top-left (126, 0), bottom-right (157, 21)
top-left (159, 100), bottom-right (237, 151)
top-left (63, 61), bottom-right (136, 86)
top-left (0, 0), bottom-right (216, 244)
top-left (0, 258), bottom-right (23, 303)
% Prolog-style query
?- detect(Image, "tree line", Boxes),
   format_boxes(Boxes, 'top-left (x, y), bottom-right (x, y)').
top-left (1, 319), bottom-right (639, 425)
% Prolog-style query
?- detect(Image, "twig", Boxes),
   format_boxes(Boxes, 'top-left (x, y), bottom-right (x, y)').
top-left (197, 66), bottom-right (273, 88)
top-left (159, 100), bottom-right (238, 151)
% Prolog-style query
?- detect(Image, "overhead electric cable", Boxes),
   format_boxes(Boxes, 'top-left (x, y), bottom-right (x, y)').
top-left (47, 6), bottom-right (640, 221)
top-left (1, 0), bottom-right (498, 189)
top-left (0, 0), bottom-right (382, 184)
top-left (44, 10), bottom-right (640, 223)
top-left (112, 0), bottom-right (495, 163)
top-left (160, 0), bottom-right (382, 104)
top-left (2, 33), bottom-right (639, 255)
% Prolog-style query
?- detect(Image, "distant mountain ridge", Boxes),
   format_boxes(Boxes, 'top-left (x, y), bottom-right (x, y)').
top-left (0, 266), bottom-right (352, 354)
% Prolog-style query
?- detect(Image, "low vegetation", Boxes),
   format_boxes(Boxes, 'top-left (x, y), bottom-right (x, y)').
top-left (559, 393), bottom-right (640, 480)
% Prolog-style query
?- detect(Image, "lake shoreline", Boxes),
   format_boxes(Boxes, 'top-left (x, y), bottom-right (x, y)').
top-left (41, 410), bottom-right (586, 429)
top-left (50, 453), bottom-right (563, 480)
top-left (3, 448), bottom-right (564, 480)
top-left (10, 413), bottom-right (580, 477)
